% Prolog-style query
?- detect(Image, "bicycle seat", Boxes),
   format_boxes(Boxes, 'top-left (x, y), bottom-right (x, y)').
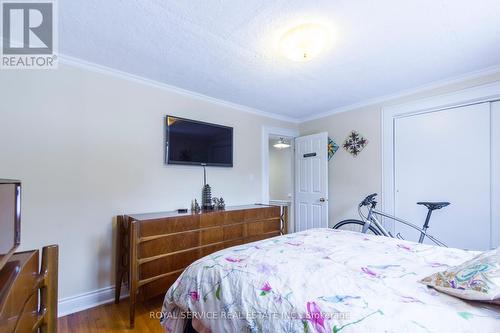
top-left (417, 202), bottom-right (450, 211)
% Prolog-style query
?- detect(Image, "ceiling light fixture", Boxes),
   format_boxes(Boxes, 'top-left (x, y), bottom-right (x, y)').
top-left (279, 23), bottom-right (328, 62)
top-left (274, 138), bottom-right (291, 149)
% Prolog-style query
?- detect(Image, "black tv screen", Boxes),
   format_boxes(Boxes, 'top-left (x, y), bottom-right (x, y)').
top-left (166, 116), bottom-right (233, 167)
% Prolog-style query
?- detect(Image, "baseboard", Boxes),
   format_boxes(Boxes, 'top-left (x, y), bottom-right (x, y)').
top-left (58, 284), bottom-right (129, 318)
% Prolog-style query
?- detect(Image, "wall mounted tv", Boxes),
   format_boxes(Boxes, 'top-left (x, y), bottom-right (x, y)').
top-left (165, 116), bottom-right (233, 167)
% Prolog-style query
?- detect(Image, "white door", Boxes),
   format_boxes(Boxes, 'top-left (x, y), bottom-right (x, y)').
top-left (394, 103), bottom-right (491, 250)
top-left (295, 132), bottom-right (328, 232)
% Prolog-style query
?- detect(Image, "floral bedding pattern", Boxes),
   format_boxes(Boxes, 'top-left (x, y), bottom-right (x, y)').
top-left (161, 229), bottom-right (500, 333)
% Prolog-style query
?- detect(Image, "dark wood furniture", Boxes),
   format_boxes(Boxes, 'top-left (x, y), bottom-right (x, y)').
top-left (0, 245), bottom-right (59, 333)
top-left (115, 205), bottom-right (287, 328)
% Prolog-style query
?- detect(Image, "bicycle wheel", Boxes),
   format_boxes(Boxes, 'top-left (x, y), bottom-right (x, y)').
top-left (332, 219), bottom-right (381, 235)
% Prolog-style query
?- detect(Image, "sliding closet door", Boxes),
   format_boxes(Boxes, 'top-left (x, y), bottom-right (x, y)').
top-left (394, 103), bottom-right (491, 250)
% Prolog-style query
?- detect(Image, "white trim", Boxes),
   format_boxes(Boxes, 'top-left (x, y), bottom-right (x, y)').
top-left (58, 54), bottom-right (299, 124)
top-left (381, 81), bottom-right (500, 238)
top-left (58, 284), bottom-right (128, 318)
top-left (489, 103), bottom-right (493, 249)
top-left (300, 64), bottom-right (500, 122)
top-left (491, 101), bottom-right (500, 248)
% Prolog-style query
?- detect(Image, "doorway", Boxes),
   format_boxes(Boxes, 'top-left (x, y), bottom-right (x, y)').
top-left (261, 126), bottom-right (298, 233)
top-left (269, 135), bottom-right (294, 202)
top-left (269, 135), bottom-right (294, 231)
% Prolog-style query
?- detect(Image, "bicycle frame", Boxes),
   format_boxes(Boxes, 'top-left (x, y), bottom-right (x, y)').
top-left (361, 205), bottom-right (447, 247)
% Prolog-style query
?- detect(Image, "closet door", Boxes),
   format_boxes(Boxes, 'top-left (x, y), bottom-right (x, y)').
top-left (394, 103), bottom-right (491, 250)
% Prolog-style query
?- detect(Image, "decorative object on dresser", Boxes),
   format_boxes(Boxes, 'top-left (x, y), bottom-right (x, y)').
top-left (201, 165), bottom-right (213, 210)
top-left (115, 204), bottom-right (288, 328)
top-left (0, 245), bottom-right (59, 333)
top-left (212, 197), bottom-right (225, 210)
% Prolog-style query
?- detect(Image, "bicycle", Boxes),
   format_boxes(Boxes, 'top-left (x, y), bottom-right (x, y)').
top-left (332, 193), bottom-right (449, 247)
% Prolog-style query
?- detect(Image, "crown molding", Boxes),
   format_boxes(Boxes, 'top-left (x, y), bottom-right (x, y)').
top-left (58, 54), bottom-right (300, 124)
top-left (58, 54), bottom-right (500, 125)
top-left (299, 64), bottom-right (500, 123)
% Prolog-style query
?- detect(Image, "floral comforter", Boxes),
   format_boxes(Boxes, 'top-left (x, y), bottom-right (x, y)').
top-left (161, 228), bottom-right (500, 333)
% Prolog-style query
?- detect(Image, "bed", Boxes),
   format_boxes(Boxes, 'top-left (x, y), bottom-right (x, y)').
top-left (161, 228), bottom-right (500, 332)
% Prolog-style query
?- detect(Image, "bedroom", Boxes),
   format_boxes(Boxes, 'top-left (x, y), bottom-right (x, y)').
top-left (0, 0), bottom-right (499, 332)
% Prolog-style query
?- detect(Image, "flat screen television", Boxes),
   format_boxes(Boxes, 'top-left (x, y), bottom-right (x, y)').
top-left (165, 116), bottom-right (233, 167)
top-left (0, 179), bottom-right (21, 270)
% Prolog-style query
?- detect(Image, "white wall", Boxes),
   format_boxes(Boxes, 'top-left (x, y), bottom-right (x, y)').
top-left (268, 141), bottom-right (293, 201)
top-left (0, 63), bottom-right (297, 303)
top-left (300, 72), bottom-right (500, 227)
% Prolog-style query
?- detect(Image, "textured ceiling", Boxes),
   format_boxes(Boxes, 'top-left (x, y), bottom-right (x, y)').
top-left (60, 0), bottom-right (500, 120)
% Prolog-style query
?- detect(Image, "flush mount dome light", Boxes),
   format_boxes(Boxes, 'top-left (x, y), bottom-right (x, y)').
top-left (279, 23), bottom-right (328, 62)
top-left (274, 138), bottom-right (291, 149)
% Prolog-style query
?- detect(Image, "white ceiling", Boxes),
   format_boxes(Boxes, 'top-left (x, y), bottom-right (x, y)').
top-left (61, 0), bottom-right (500, 120)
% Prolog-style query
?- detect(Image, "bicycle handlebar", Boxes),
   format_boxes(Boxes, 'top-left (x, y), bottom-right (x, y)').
top-left (359, 193), bottom-right (378, 207)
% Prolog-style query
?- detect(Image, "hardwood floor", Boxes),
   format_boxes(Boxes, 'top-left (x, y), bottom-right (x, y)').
top-left (58, 297), bottom-right (165, 332)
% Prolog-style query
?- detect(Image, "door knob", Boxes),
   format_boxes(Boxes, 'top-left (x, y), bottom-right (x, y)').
top-left (319, 198), bottom-right (326, 202)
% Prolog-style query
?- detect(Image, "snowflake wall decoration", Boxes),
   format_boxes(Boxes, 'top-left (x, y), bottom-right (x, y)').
top-left (343, 131), bottom-right (368, 157)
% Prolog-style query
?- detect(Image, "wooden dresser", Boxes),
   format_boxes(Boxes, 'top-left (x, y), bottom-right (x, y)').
top-left (115, 204), bottom-right (286, 327)
top-left (0, 245), bottom-right (58, 333)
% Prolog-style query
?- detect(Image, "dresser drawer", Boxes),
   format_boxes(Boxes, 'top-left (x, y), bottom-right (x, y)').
top-left (0, 251), bottom-right (39, 333)
top-left (13, 293), bottom-right (37, 333)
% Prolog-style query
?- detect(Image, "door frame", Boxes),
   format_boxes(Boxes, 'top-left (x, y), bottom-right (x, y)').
top-left (382, 81), bottom-right (500, 247)
top-left (261, 126), bottom-right (299, 205)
